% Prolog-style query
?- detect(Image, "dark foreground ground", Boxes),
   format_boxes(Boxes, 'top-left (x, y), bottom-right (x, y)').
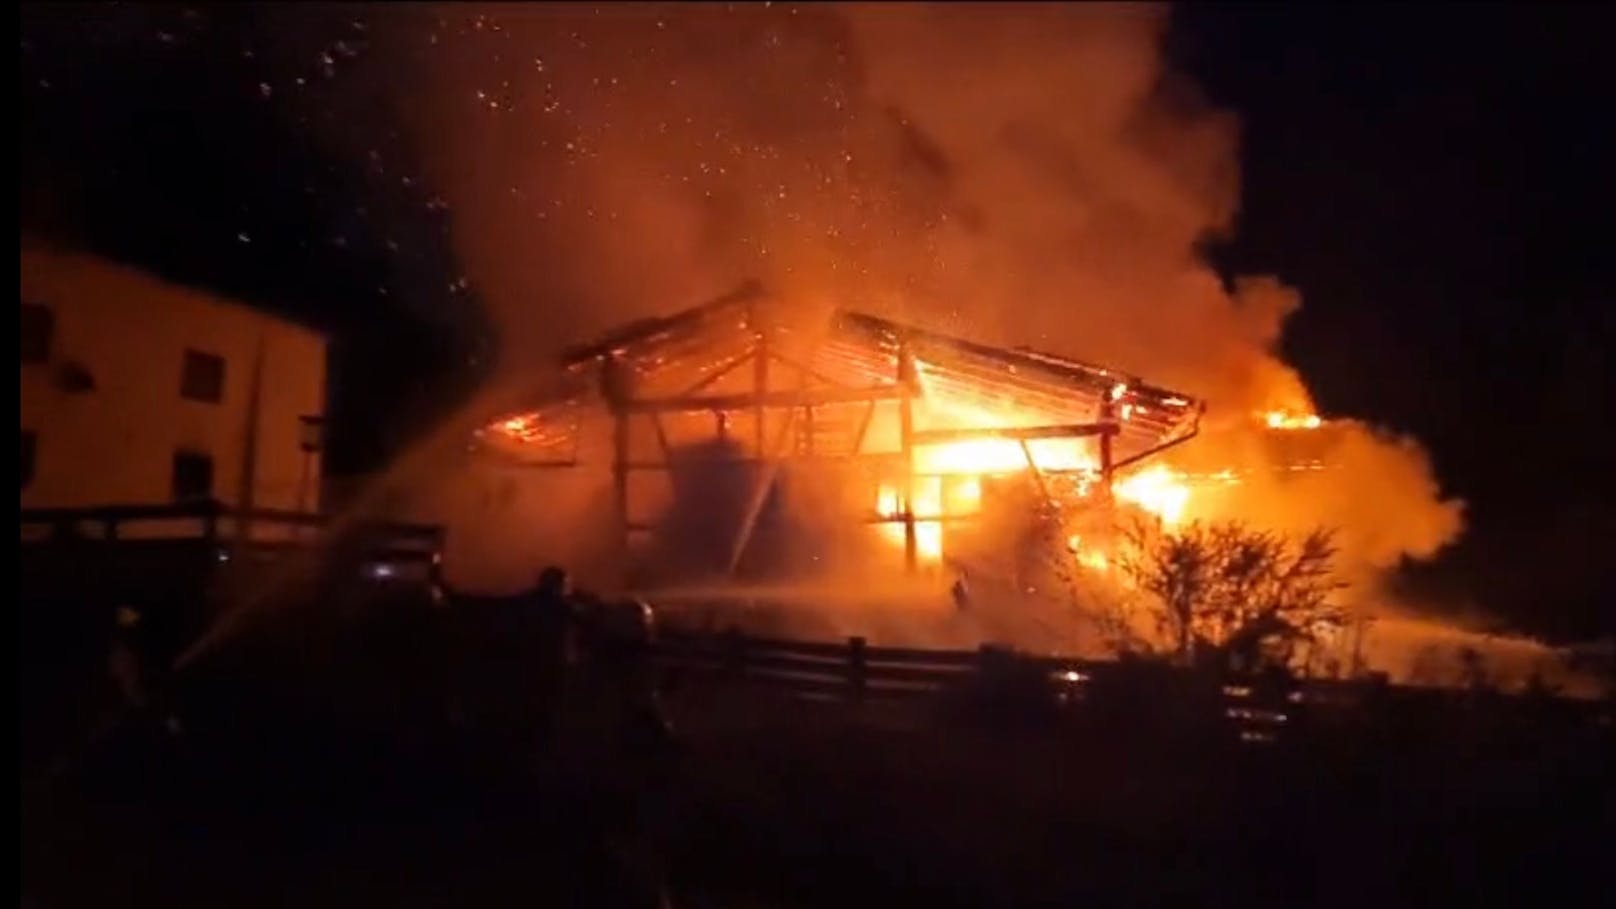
top-left (21, 606), bottom-right (1616, 909)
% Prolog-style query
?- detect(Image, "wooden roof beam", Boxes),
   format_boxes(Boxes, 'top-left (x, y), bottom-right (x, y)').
top-left (622, 384), bottom-right (907, 414)
top-left (910, 423), bottom-right (1119, 445)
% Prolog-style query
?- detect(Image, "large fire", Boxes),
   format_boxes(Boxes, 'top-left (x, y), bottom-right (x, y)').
top-left (874, 457), bottom-right (1193, 562)
top-left (409, 3), bottom-right (1493, 691)
top-left (485, 347), bottom-right (1328, 575)
top-left (872, 396), bottom-right (1323, 566)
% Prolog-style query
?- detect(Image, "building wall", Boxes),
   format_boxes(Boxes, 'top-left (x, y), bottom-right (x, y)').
top-left (19, 246), bottom-right (327, 515)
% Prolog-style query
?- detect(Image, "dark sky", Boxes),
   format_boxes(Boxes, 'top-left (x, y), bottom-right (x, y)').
top-left (19, 3), bottom-right (1614, 641)
top-left (1170, 4), bottom-right (1614, 640)
top-left (20, 3), bottom-right (497, 475)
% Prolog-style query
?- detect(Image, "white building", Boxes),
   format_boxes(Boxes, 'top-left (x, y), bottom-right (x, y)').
top-left (20, 245), bottom-right (328, 518)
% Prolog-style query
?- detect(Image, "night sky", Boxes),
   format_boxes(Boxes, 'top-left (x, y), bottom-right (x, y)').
top-left (1172, 5), bottom-right (1614, 641)
top-left (19, 4), bottom-right (1614, 641)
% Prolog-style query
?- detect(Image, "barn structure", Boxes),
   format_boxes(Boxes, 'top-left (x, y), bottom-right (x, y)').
top-left (471, 282), bottom-right (1204, 592)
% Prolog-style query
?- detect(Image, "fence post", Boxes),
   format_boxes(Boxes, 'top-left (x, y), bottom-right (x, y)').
top-left (201, 500), bottom-right (218, 542)
top-left (849, 636), bottom-right (868, 704)
top-left (723, 627), bottom-right (747, 681)
top-left (428, 528), bottom-right (446, 587)
top-left (976, 643), bottom-right (998, 678)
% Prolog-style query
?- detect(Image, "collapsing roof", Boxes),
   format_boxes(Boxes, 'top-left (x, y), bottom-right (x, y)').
top-left (476, 281), bottom-right (1203, 470)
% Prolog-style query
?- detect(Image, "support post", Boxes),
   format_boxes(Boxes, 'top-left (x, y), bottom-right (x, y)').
top-left (851, 399), bottom-right (877, 457)
top-left (848, 636), bottom-right (868, 704)
top-left (1098, 391), bottom-right (1117, 501)
top-left (650, 413), bottom-right (672, 464)
top-left (612, 414), bottom-right (629, 566)
top-left (898, 340), bottom-right (918, 573)
top-left (603, 355), bottom-right (632, 575)
top-left (1017, 439), bottom-right (1054, 505)
top-left (753, 327), bottom-right (769, 459)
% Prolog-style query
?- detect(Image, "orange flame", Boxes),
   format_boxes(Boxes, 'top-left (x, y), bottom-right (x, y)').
top-left (1114, 464), bottom-right (1191, 526)
top-left (870, 403), bottom-right (1194, 563)
top-left (1263, 409), bottom-right (1323, 431)
top-left (494, 413), bottom-right (543, 440)
top-left (1068, 533), bottom-right (1110, 573)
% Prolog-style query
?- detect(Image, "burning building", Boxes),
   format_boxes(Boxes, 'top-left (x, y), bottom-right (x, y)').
top-left (461, 282), bottom-right (1209, 604)
top-left (326, 3), bottom-right (1494, 679)
top-left (376, 280), bottom-right (1532, 684)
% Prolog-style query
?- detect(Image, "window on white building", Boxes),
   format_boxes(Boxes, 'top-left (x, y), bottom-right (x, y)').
top-left (180, 349), bottom-right (225, 403)
top-left (21, 303), bottom-right (54, 364)
top-left (171, 450), bottom-right (214, 502)
top-left (21, 430), bottom-right (36, 489)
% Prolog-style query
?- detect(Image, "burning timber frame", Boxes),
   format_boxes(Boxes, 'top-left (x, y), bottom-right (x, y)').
top-left (479, 282), bottom-right (1205, 578)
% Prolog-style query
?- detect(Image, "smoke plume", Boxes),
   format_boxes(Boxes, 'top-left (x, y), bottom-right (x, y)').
top-left (343, 3), bottom-right (1460, 596)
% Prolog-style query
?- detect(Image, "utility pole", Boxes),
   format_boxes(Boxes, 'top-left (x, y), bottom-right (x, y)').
top-left (233, 335), bottom-right (266, 555)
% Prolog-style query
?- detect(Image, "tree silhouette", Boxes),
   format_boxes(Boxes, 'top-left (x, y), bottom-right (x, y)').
top-left (1119, 520), bottom-right (1347, 672)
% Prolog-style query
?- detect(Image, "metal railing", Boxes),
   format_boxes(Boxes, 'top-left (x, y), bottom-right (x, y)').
top-left (19, 501), bottom-right (443, 573)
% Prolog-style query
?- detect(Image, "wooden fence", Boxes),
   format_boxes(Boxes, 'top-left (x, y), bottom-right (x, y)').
top-left (656, 629), bottom-right (1005, 705)
top-left (653, 630), bottom-right (1323, 700)
top-left (650, 629), bottom-right (1610, 742)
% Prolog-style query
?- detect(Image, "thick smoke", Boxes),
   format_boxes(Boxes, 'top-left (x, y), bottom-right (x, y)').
top-left (349, 4), bottom-right (1460, 597)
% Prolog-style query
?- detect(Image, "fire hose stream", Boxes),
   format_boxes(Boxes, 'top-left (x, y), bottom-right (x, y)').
top-left (724, 377), bottom-right (809, 577)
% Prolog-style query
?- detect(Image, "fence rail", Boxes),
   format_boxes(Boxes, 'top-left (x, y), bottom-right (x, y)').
top-left (650, 628), bottom-right (1610, 741)
top-left (21, 501), bottom-right (439, 538)
top-left (656, 629), bottom-right (1105, 706)
top-left (20, 501), bottom-right (444, 571)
